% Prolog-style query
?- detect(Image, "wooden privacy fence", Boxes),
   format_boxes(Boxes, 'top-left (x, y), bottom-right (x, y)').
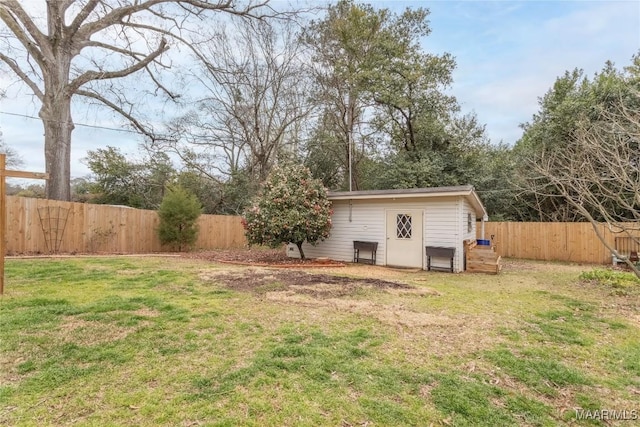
top-left (4, 196), bottom-right (246, 254)
top-left (478, 222), bottom-right (640, 265)
top-left (6, 196), bottom-right (636, 264)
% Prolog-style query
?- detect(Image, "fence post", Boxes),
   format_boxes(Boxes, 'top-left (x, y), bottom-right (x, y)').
top-left (1, 154), bottom-right (6, 295)
top-left (0, 156), bottom-right (48, 294)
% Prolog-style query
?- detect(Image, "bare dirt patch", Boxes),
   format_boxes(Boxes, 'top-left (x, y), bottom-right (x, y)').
top-left (201, 268), bottom-right (460, 339)
top-left (202, 267), bottom-right (419, 299)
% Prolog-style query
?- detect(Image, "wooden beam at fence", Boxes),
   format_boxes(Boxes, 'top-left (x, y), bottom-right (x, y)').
top-left (0, 154), bottom-right (49, 295)
top-left (2, 170), bottom-right (49, 180)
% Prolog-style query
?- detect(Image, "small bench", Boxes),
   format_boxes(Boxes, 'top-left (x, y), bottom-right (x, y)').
top-left (612, 236), bottom-right (640, 265)
top-left (425, 246), bottom-right (455, 273)
top-left (353, 241), bottom-right (378, 265)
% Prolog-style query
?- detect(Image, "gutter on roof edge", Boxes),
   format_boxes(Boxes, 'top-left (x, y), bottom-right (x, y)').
top-left (328, 191), bottom-right (472, 201)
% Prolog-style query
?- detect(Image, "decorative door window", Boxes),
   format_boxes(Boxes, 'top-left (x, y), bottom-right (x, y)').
top-left (396, 214), bottom-right (412, 239)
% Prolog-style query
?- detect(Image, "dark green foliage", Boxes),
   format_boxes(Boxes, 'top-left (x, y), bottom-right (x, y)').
top-left (301, 0), bottom-right (526, 222)
top-left (303, 1), bottom-right (454, 191)
top-left (514, 55), bottom-right (640, 221)
top-left (157, 185), bottom-right (202, 251)
top-left (580, 269), bottom-right (640, 295)
top-left (242, 163), bottom-right (332, 259)
top-left (175, 170), bottom-right (255, 215)
top-left (83, 146), bottom-right (175, 209)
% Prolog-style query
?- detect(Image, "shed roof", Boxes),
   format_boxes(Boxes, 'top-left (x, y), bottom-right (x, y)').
top-left (328, 185), bottom-right (488, 219)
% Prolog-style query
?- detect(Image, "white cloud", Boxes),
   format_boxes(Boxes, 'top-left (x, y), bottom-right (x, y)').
top-left (431, 0), bottom-right (640, 145)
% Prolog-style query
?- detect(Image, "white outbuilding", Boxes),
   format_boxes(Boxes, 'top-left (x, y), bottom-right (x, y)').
top-left (287, 185), bottom-right (489, 272)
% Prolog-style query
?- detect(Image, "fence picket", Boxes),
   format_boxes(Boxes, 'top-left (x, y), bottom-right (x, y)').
top-left (6, 195), bottom-right (636, 264)
top-left (5, 196), bottom-right (247, 254)
top-left (479, 221), bottom-right (639, 264)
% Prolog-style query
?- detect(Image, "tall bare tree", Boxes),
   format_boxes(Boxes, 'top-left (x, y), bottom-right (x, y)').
top-left (0, 0), bottom-right (272, 200)
top-left (0, 130), bottom-right (23, 167)
top-left (161, 17), bottom-right (312, 185)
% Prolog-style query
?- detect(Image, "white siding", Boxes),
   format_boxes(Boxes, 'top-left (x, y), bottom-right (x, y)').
top-left (295, 199), bottom-right (386, 263)
top-left (424, 197), bottom-right (462, 271)
top-left (289, 196), bottom-right (468, 272)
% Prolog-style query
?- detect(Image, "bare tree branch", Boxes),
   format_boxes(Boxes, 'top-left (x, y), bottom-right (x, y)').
top-left (170, 17), bottom-right (313, 183)
top-left (526, 93), bottom-right (640, 275)
top-left (0, 1), bottom-right (48, 45)
top-left (76, 88), bottom-right (156, 141)
top-left (0, 0), bottom-right (286, 200)
top-left (0, 50), bottom-right (43, 99)
top-left (0, 2), bottom-right (48, 67)
top-left (81, 39), bottom-right (148, 58)
top-left (69, 38), bottom-right (169, 91)
top-left (67, 0), bottom-right (101, 36)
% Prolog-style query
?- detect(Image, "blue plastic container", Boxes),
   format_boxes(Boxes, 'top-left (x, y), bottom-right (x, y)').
top-left (477, 239), bottom-right (491, 246)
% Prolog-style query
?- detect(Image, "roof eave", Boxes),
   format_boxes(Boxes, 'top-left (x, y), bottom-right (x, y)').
top-left (328, 191), bottom-right (472, 201)
top-left (467, 191), bottom-right (488, 219)
top-left (328, 188), bottom-right (488, 219)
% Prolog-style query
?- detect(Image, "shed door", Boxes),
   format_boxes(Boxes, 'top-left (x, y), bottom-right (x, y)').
top-left (386, 210), bottom-right (423, 268)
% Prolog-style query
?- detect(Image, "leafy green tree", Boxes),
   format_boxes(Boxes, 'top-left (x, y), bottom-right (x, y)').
top-left (366, 13), bottom-right (457, 157)
top-left (70, 177), bottom-right (93, 203)
top-left (471, 143), bottom-right (521, 221)
top-left (84, 146), bottom-right (145, 207)
top-left (375, 114), bottom-right (484, 185)
top-left (175, 171), bottom-right (220, 215)
top-left (515, 55), bottom-right (640, 221)
top-left (157, 185), bottom-right (202, 251)
top-left (242, 163), bottom-right (332, 259)
top-left (176, 169), bottom-right (257, 215)
top-left (144, 152), bottom-right (175, 206)
top-left (12, 184), bottom-right (45, 198)
top-left (304, 0), bottom-right (407, 190)
top-left (303, 108), bottom-right (380, 191)
top-left (303, 1), bottom-right (465, 194)
top-left (523, 82), bottom-right (640, 275)
top-left (83, 146), bottom-right (175, 209)
top-left (303, 110), bottom-right (348, 190)
top-left (216, 171), bottom-right (259, 215)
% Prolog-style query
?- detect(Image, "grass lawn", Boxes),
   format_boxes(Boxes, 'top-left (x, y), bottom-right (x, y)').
top-left (1, 256), bottom-right (639, 426)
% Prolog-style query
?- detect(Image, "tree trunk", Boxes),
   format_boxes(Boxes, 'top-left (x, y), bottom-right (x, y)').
top-left (41, 97), bottom-right (73, 201)
top-left (296, 241), bottom-right (305, 259)
top-left (346, 90), bottom-right (359, 191)
top-left (39, 17), bottom-right (74, 202)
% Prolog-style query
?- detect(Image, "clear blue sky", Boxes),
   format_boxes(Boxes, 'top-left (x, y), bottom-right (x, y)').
top-left (1, 0), bottom-right (639, 178)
